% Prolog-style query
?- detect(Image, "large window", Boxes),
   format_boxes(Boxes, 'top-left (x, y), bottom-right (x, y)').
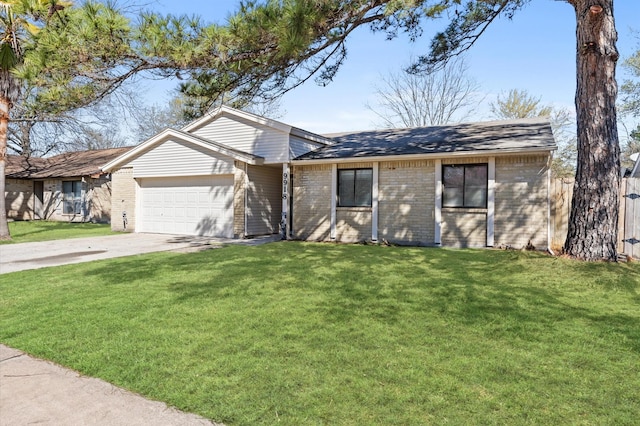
top-left (62, 181), bottom-right (82, 215)
top-left (338, 168), bottom-right (373, 207)
top-left (443, 164), bottom-right (488, 208)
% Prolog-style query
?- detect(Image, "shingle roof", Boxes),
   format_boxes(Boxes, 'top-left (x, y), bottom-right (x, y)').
top-left (295, 118), bottom-right (556, 161)
top-left (6, 147), bottom-right (133, 179)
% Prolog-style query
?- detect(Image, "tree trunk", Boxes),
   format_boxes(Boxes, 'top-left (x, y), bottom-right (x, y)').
top-left (564, 0), bottom-right (619, 261)
top-left (0, 96), bottom-right (11, 240)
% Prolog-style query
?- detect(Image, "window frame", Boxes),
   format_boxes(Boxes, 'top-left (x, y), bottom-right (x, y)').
top-left (62, 180), bottom-right (83, 215)
top-left (442, 163), bottom-right (488, 209)
top-left (337, 168), bottom-right (373, 208)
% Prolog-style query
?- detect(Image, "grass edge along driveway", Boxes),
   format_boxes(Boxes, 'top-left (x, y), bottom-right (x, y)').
top-left (1, 242), bottom-right (639, 425)
top-left (1, 221), bottom-right (114, 244)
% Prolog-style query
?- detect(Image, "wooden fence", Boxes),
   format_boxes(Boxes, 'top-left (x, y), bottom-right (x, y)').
top-left (550, 177), bottom-right (640, 257)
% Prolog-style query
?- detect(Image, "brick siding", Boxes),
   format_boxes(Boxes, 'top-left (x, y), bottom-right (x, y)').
top-left (494, 155), bottom-right (549, 249)
top-left (111, 168), bottom-right (136, 231)
top-left (292, 164), bottom-right (332, 241)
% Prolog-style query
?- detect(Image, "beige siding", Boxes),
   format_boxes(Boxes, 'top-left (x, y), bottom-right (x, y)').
top-left (234, 162), bottom-right (247, 238)
top-left (5, 179), bottom-right (34, 220)
top-left (111, 168), bottom-right (137, 232)
top-left (289, 135), bottom-right (324, 159)
top-left (441, 209), bottom-right (487, 247)
top-left (292, 164), bottom-right (332, 241)
top-left (378, 160), bottom-right (435, 245)
top-left (246, 165), bottom-right (282, 236)
top-left (494, 155), bottom-right (549, 249)
top-left (191, 114), bottom-right (289, 163)
top-left (129, 139), bottom-right (234, 178)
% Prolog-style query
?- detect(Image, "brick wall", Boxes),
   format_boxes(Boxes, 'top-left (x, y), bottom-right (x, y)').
top-left (494, 155), bottom-right (549, 249)
top-left (111, 168), bottom-right (136, 231)
top-left (292, 164), bottom-right (332, 241)
top-left (292, 154), bottom-right (551, 248)
top-left (5, 179), bottom-right (34, 220)
top-left (441, 210), bottom-right (487, 247)
top-left (336, 208), bottom-right (371, 242)
top-left (378, 160), bottom-right (435, 245)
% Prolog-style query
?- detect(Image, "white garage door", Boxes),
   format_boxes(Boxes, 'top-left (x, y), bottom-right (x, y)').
top-left (139, 175), bottom-right (234, 238)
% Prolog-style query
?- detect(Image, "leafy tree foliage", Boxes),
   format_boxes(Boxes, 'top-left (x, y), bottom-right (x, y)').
top-left (490, 89), bottom-right (576, 177)
top-left (620, 41), bottom-right (640, 117)
top-left (490, 89), bottom-right (552, 120)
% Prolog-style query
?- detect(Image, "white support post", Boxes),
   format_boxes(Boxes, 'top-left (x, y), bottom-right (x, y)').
top-left (331, 164), bottom-right (337, 240)
top-left (372, 162), bottom-right (379, 242)
top-left (434, 159), bottom-right (442, 245)
top-left (487, 157), bottom-right (495, 247)
top-left (282, 163), bottom-right (290, 239)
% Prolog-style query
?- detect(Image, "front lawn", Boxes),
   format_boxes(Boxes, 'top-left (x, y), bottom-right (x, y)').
top-left (1, 221), bottom-right (114, 244)
top-left (1, 243), bottom-right (638, 425)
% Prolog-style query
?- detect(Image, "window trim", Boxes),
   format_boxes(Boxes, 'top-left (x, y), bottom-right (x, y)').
top-left (337, 168), bottom-right (373, 208)
top-left (442, 163), bottom-right (488, 209)
top-left (62, 180), bottom-right (83, 215)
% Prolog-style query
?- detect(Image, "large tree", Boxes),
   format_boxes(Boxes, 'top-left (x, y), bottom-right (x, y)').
top-left (175, 0), bottom-right (618, 261)
top-left (367, 57), bottom-right (480, 128)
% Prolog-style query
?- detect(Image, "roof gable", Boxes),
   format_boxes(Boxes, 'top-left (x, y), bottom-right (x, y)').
top-left (102, 128), bottom-right (264, 172)
top-left (296, 118), bottom-right (557, 162)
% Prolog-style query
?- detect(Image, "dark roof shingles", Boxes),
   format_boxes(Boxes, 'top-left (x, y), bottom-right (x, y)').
top-left (297, 118), bottom-right (556, 161)
top-left (6, 147), bottom-right (132, 179)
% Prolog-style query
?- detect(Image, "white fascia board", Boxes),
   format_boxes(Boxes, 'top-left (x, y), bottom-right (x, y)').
top-left (181, 105), bottom-right (292, 134)
top-left (102, 128), bottom-right (263, 172)
top-left (290, 149), bottom-right (554, 165)
top-left (102, 128), bottom-right (175, 171)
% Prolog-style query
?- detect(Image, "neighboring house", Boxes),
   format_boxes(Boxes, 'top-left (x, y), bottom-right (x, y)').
top-left (103, 106), bottom-right (556, 249)
top-left (628, 153), bottom-right (640, 178)
top-left (5, 147), bottom-right (131, 223)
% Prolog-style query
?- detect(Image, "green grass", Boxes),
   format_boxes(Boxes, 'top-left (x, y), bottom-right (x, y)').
top-left (1, 242), bottom-right (639, 425)
top-left (1, 221), bottom-right (114, 244)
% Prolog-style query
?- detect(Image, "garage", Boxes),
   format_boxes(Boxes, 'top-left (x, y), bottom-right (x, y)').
top-left (138, 175), bottom-right (234, 238)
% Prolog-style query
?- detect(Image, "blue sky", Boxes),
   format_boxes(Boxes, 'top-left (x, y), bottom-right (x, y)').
top-left (143, 0), bottom-right (640, 138)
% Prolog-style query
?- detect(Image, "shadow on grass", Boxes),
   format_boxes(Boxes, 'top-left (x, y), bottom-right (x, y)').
top-left (82, 242), bottom-right (640, 353)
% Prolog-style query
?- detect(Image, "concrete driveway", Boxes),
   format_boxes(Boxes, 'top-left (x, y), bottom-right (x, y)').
top-left (0, 232), bottom-right (280, 274)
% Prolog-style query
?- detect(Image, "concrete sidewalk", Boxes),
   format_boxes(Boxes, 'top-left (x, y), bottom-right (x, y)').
top-left (0, 232), bottom-right (281, 274)
top-left (0, 345), bottom-right (220, 425)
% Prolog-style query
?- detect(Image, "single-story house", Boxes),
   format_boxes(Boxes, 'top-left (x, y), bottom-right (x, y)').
top-left (102, 105), bottom-right (556, 249)
top-left (5, 147), bottom-right (131, 223)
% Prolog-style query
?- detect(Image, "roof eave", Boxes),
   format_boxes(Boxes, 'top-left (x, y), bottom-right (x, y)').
top-left (291, 148), bottom-right (555, 165)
